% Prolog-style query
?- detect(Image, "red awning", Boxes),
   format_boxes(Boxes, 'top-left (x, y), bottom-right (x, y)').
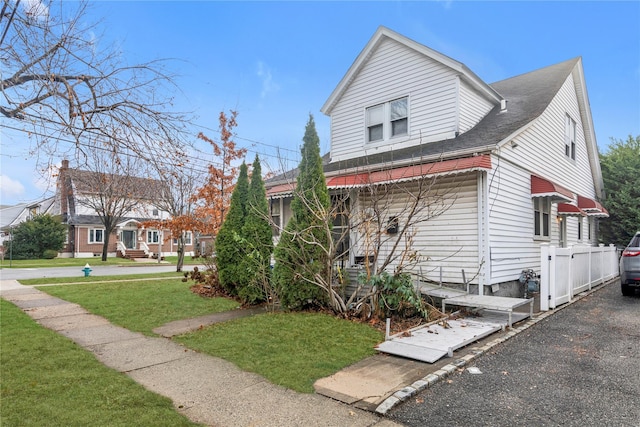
top-left (266, 183), bottom-right (295, 198)
top-left (530, 175), bottom-right (574, 202)
top-left (577, 195), bottom-right (609, 217)
top-left (557, 203), bottom-right (586, 216)
top-left (326, 155), bottom-right (492, 188)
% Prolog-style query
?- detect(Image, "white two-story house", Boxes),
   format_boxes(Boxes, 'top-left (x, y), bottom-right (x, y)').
top-left (265, 26), bottom-right (608, 296)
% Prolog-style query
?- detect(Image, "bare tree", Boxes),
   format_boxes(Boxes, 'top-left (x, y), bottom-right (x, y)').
top-left (0, 0), bottom-right (191, 168)
top-left (70, 152), bottom-right (159, 262)
top-left (144, 165), bottom-right (201, 272)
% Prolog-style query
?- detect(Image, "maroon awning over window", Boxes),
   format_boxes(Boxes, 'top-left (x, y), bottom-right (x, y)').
top-left (577, 195), bottom-right (609, 217)
top-left (530, 175), bottom-right (574, 202)
top-left (557, 203), bottom-right (586, 216)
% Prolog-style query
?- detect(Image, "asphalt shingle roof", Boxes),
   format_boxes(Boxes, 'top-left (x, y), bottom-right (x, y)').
top-left (266, 57), bottom-right (579, 186)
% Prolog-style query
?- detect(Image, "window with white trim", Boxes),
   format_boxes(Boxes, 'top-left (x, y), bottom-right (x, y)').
top-left (89, 228), bottom-right (104, 244)
top-left (366, 97), bottom-right (408, 143)
top-left (533, 198), bottom-right (550, 238)
top-left (147, 230), bottom-right (160, 244)
top-left (184, 231), bottom-right (192, 245)
top-left (565, 115), bottom-right (576, 160)
top-left (270, 199), bottom-right (281, 236)
top-left (577, 218), bottom-right (582, 241)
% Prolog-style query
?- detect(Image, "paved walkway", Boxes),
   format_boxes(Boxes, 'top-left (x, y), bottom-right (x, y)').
top-left (0, 280), bottom-right (400, 427)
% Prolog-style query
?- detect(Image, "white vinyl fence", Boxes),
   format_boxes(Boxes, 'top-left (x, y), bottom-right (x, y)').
top-left (539, 244), bottom-right (619, 311)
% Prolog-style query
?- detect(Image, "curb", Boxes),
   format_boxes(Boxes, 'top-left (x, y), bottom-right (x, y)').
top-left (374, 278), bottom-right (617, 415)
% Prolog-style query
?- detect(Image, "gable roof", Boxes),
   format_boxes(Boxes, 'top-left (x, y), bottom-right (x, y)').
top-left (267, 30), bottom-right (603, 199)
top-left (320, 57), bottom-right (580, 175)
top-left (65, 168), bottom-right (168, 201)
top-left (0, 196), bottom-right (56, 230)
top-left (321, 26), bottom-right (504, 116)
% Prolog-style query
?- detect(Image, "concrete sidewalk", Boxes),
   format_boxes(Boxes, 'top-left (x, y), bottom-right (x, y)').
top-left (0, 280), bottom-right (399, 427)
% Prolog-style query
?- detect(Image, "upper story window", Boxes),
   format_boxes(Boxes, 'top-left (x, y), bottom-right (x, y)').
top-left (366, 97), bottom-right (408, 143)
top-left (565, 115), bottom-right (576, 160)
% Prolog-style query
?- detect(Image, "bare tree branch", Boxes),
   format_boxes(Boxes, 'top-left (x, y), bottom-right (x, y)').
top-left (0, 0), bottom-right (192, 166)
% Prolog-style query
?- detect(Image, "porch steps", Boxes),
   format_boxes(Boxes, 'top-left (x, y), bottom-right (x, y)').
top-left (118, 249), bottom-right (148, 259)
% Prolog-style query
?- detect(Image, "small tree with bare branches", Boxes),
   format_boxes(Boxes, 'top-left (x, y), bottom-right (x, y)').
top-left (142, 165), bottom-right (201, 272)
top-left (272, 150), bottom-right (463, 320)
top-left (67, 153), bottom-right (158, 262)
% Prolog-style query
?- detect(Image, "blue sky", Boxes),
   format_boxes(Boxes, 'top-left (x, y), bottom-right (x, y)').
top-left (1, 0), bottom-right (639, 205)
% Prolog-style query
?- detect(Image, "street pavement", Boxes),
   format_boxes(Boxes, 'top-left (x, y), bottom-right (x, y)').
top-left (388, 280), bottom-right (640, 426)
top-left (0, 263), bottom-right (197, 280)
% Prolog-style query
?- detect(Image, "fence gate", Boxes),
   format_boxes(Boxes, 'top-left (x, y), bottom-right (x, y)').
top-left (540, 244), bottom-right (619, 311)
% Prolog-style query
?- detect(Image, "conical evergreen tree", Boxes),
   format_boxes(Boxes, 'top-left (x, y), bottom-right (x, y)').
top-left (216, 162), bottom-right (249, 294)
top-left (273, 114), bottom-right (330, 309)
top-left (239, 155), bottom-right (274, 303)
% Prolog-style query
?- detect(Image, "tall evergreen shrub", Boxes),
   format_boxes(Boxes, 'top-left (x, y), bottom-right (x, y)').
top-left (215, 162), bottom-right (249, 294)
top-left (239, 155), bottom-right (274, 303)
top-left (273, 115), bottom-right (331, 309)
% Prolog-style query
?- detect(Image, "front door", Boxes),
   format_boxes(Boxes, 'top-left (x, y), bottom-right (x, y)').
top-left (122, 230), bottom-right (136, 249)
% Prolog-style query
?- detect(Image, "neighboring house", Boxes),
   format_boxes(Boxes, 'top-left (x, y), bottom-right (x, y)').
top-left (265, 27), bottom-right (608, 297)
top-left (57, 160), bottom-right (194, 258)
top-left (0, 197), bottom-right (57, 254)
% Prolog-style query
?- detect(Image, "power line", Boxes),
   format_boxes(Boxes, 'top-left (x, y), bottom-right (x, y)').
top-left (1, 122), bottom-right (296, 177)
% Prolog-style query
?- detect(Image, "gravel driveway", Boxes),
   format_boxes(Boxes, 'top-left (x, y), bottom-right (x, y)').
top-left (389, 280), bottom-right (640, 426)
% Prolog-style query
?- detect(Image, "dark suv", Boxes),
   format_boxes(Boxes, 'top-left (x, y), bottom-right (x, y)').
top-left (620, 232), bottom-right (640, 296)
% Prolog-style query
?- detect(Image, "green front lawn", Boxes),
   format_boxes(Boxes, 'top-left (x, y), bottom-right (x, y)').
top-left (0, 299), bottom-right (200, 426)
top-left (0, 257), bottom-right (137, 268)
top-left (36, 279), bottom-right (239, 335)
top-left (32, 278), bottom-right (384, 394)
top-left (174, 312), bottom-right (383, 393)
top-left (20, 271), bottom-right (185, 286)
top-left (0, 255), bottom-right (206, 269)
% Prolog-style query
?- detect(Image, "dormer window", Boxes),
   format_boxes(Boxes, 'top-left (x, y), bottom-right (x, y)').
top-left (366, 97), bottom-right (408, 143)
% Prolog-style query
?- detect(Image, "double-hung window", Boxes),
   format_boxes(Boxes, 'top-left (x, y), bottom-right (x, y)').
top-left (89, 228), bottom-right (104, 244)
top-left (147, 230), bottom-right (160, 244)
top-left (565, 115), bottom-right (576, 160)
top-left (533, 198), bottom-right (550, 238)
top-left (270, 199), bottom-right (281, 236)
top-left (184, 231), bottom-right (192, 245)
top-left (366, 97), bottom-right (408, 143)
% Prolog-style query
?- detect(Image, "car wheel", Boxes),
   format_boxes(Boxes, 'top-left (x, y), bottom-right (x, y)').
top-left (621, 283), bottom-right (634, 296)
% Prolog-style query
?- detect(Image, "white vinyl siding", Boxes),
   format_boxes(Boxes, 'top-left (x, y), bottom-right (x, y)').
top-left (329, 38), bottom-right (460, 161)
top-left (351, 173), bottom-right (480, 284)
top-left (498, 73), bottom-right (597, 199)
top-left (459, 80), bottom-right (495, 134)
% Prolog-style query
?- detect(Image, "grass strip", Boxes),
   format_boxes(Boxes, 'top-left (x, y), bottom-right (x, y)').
top-left (174, 312), bottom-right (383, 393)
top-left (36, 279), bottom-right (239, 335)
top-left (1, 256), bottom-right (205, 269)
top-left (0, 257), bottom-right (137, 269)
top-left (20, 271), bottom-right (185, 286)
top-left (0, 299), bottom-right (200, 426)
